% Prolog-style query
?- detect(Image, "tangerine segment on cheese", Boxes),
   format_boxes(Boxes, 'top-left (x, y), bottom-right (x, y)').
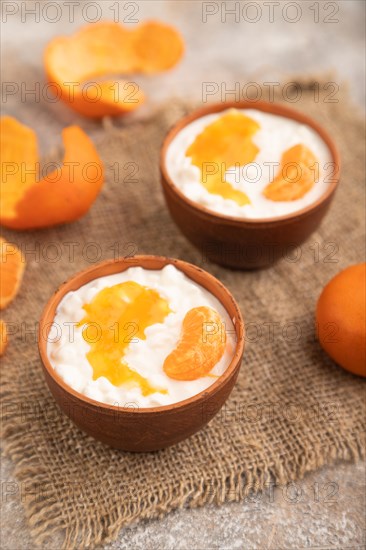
top-left (185, 111), bottom-right (260, 206)
top-left (0, 117), bottom-right (104, 230)
top-left (0, 238), bottom-right (25, 310)
top-left (263, 144), bottom-right (318, 201)
top-left (0, 320), bottom-right (7, 356)
top-left (79, 281), bottom-right (171, 395)
top-left (45, 20), bottom-right (184, 117)
top-left (316, 263), bottom-right (366, 378)
top-left (163, 306), bottom-right (226, 381)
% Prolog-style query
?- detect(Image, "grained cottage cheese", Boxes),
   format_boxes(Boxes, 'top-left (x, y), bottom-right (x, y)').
top-left (47, 265), bottom-right (236, 408)
top-left (166, 108), bottom-right (332, 219)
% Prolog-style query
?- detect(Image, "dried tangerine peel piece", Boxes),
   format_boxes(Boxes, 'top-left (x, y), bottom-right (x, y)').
top-left (132, 21), bottom-right (185, 73)
top-left (0, 117), bottom-right (38, 219)
top-left (263, 144), bottom-right (319, 201)
top-left (45, 23), bottom-right (136, 82)
top-left (62, 80), bottom-right (145, 118)
top-left (0, 238), bottom-right (25, 309)
top-left (45, 20), bottom-right (183, 117)
top-left (186, 110), bottom-right (260, 206)
top-left (79, 281), bottom-right (171, 395)
top-left (163, 306), bottom-right (226, 381)
top-left (0, 320), bottom-right (7, 355)
top-left (0, 119), bottom-right (104, 230)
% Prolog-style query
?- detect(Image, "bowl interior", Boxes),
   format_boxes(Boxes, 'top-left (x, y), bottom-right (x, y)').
top-left (39, 255), bottom-right (245, 413)
top-left (160, 100), bottom-right (341, 225)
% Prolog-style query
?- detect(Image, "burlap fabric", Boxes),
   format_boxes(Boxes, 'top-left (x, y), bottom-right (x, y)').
top-left (1, 81), bottom-right (365, 548)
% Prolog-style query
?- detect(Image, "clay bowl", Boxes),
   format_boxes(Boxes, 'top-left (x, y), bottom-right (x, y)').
top-left (160, 101), bottom-right (341, 269)
top-left (39, 256), bottom-right (245, 452)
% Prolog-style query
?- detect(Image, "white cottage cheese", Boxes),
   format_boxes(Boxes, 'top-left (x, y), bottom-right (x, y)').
top-left (47, 265), bottom-right (236, 408)
top-left (166, 108), bottom-right (332, 219)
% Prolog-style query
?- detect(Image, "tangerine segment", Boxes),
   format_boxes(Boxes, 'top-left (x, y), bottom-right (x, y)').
top-left (0, 117), bottom-right (38, 219)
top-left (0, 238), bottom-right (25, 310)
top-left (186, 111), bottom-right (260, 206)
top-left (263, 144), bottom-right (318, 201)
top-left (79, 281), bottom-right (171, 395)
top-left (0, 320), bottom-right (7, 355)
top-left (0, 122), bottom-right (104, 230)
top-left (45, 20), bottom-right (184, 117)
top-left (163, 306), bottom-right (226, 381)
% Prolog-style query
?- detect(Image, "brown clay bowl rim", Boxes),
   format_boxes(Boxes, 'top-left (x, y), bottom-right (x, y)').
top-left (39, 255), bottom-right (245, 415)
top-left (160, 100), bottom-right (341, 225)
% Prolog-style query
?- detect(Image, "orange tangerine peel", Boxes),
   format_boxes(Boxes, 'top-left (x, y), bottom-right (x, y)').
top-left (0, 117), bottom-right (104, 230)
top-left (0, 238), bottom-right (25, 309)
top-left (163, 306), bottom-right (226, 381)
top-left (45, 20), bottom-right (184, 118)
top-left (186, 111), bottom-right (260, 206)
top-left (263, 144), bottom-right (318, 201)
top-left (56, 79), bottom-right (145, 119)
top-left (0, 320), bottom-right (7, 356)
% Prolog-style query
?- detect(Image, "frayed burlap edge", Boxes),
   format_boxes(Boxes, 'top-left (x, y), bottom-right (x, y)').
top-left (2, 415), bottom-right (365, 548)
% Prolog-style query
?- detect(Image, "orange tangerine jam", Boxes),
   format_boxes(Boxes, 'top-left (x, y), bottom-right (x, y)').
top-left (78, 281), bottom-right (171, 395)
top-left (185, 111), bottom-right (260, 205)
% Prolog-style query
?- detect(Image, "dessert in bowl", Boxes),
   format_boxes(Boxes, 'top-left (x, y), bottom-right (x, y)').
top-left (39, 256), bottom-right (244, 451)
top-left (161, 101), bottom-right (340, 269)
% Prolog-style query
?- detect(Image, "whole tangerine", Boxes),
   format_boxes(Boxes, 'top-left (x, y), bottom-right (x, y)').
top-left (316, 263), bottom-right (366, 377)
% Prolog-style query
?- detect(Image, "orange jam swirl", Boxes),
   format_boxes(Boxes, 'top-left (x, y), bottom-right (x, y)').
top-left (78, 281), bottom-right (171, 395)
top-left (186, 111), bottom-right (260, 205)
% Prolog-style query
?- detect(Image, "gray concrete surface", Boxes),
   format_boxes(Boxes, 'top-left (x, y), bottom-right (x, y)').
top-left (1, 458), bottom-right (365, 549)
top-left (1, 1), bottom-right (365, 548)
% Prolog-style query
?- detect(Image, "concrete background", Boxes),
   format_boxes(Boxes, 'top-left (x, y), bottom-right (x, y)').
top-left (1, 1), bottom-right (365, 548)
